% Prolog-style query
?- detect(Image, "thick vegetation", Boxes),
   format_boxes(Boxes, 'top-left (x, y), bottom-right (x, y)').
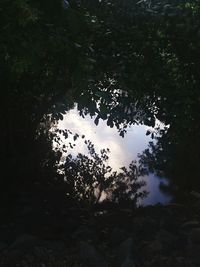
top-left (1, 0), bottom-right (200, 213)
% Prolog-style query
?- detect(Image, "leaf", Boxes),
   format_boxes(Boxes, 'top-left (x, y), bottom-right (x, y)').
top-left (107, 117), bottom-right (114, 128)
top-left (63, 132), bottom-right (68, 139)
top-left (119, 131), bottom-right (124, 138)
top-left (100, 113), bottom-right (107, 120)
top-left (146, 130), bottom-right (151, 136)
top-left (94, 116), bottom-right (99, 126)
top-left (58, 113), bottom-right (64, 120)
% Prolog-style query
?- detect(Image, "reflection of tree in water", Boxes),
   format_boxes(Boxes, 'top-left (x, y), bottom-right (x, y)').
top-left (77, 79), bottom-right (157, 137)
top-left (53, 129), bottom-right (148, 206)
top-left (1, 0), bottom-right (200, 213)
top-left (138, 111), bottom-right (200, 201)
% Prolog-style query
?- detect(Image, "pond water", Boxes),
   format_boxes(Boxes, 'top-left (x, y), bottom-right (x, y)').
top-left (55, 105), bottom-right (172, 206)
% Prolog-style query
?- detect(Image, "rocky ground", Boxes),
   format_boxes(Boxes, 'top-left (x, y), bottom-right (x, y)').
top-left (1, 198), bottom-right (200, 267)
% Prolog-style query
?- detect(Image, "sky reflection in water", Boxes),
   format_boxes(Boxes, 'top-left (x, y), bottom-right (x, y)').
top-left (57, 106), bottom-right (171, 206)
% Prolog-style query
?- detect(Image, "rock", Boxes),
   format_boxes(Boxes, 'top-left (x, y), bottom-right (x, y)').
top-left (182, 221), bottom-right (199, 229)
top-left (79, 241), bottom-right (107, 267)
top-left (0, 242), bottom-right (7, 251)
top-left (43, 240), bottom-right (66, 252)
top-left (148, 239), bottom-right (162, 253)
top-left (65, 218), bottom-right (80, 232)
top-left (62, 0), bottom-right (70, 10)
top-left (189, 228), bottom-right (200, 244)
top-left (9, 234), bottom-right (37, 251)
top-left (132, 216), bottom-right (157, 239)
top-left (132, 215), bottom-right (157, 230)
top-left (186, 243), bottom-right (200, 265)
top-left (0, 224), bottom-right (16, 243)
top-left (121, 257), bottom-right (135, 267)
top-left (110, 227), bottom-right (127, 247)
top-left (117, 238), bottom-right (134, 267)
top-left (190, 191), bottom-right (200, 199)
top-left (156, 229), bottom-right (176, 247)
top-left (0, 249), bottom-right (23, 266)
top-left (132, 217), bottom-right (146, 230)
top-left (166, 203), bottom-right (185, 208)
top-left (72, 225), bottom-right (94, 242)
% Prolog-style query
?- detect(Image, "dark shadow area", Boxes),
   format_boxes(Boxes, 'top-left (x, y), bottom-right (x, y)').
top-left (1, 0), bottom-right (200, 266)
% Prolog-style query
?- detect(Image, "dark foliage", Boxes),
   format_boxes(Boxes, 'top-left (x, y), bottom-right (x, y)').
top-left (1, 0), bottom-right (200, 218)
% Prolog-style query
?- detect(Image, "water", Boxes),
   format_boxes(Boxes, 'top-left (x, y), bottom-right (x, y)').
top-left (54, 105), bottom-right (171, 206)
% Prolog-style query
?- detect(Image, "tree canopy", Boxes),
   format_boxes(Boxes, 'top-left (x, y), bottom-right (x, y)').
top-left (1, 0), bottom-right (200, 214)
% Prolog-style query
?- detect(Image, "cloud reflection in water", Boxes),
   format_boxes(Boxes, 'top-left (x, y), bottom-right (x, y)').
top-left (56, 106), bottom-right (171, 205)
